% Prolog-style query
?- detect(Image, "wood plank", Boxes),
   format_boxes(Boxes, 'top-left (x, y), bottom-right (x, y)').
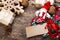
top-left (26, 23), bottom-right (48, 38)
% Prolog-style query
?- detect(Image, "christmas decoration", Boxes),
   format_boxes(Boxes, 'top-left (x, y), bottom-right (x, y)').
top-left (21, 0), bottom-right (29, 8)
top-left (46, 19), bottom-right (59, 38)
top-left (48, 6), bottom-right (56, 14)
top-left (26, 0), bottom-right (60, 39)
top-left (26, 23), bottom-right (48, 38)
top-left (0, 0), bottom-right (29, 26)
top-left (0, 9), bottom-right (15, 26)
top-left (43, 33), bottom-right (49, 38)
top-left (32, 0), bottom-right (54, 9)
top-left (45, 6), bottom-right (60, 38)
top-left (0, 0), bottom-right (29, 15)
top-left (53, 8), bottom-right (60, 21)
top-left (31, 1), bottom-right (51, 25)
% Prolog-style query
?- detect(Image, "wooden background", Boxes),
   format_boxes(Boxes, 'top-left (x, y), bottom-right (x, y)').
top-left (0, 0), bottom-right (60, 40)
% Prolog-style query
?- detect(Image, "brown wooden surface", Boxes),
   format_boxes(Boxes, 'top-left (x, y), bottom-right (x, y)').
top-left (0, 0), bottom-right (60, 40)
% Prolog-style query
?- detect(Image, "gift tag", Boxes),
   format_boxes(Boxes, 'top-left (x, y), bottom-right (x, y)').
top-left (0, 9), bottom-right (15, 26)
top-left (26, 23), bottom-right (48, 38)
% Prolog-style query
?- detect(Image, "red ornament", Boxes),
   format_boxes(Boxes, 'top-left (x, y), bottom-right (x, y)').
top-left (46, 19), bottom-right (59, 38)
top-left (43, 1), bottom-right (50, 10)
top-left (53, 7), bottom-right (60, 21)
top-left (56, 33), bottom-right (60, 39)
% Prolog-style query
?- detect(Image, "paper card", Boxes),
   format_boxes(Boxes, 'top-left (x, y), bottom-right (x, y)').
top-left (26, 23), bottom-right (48, 38)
